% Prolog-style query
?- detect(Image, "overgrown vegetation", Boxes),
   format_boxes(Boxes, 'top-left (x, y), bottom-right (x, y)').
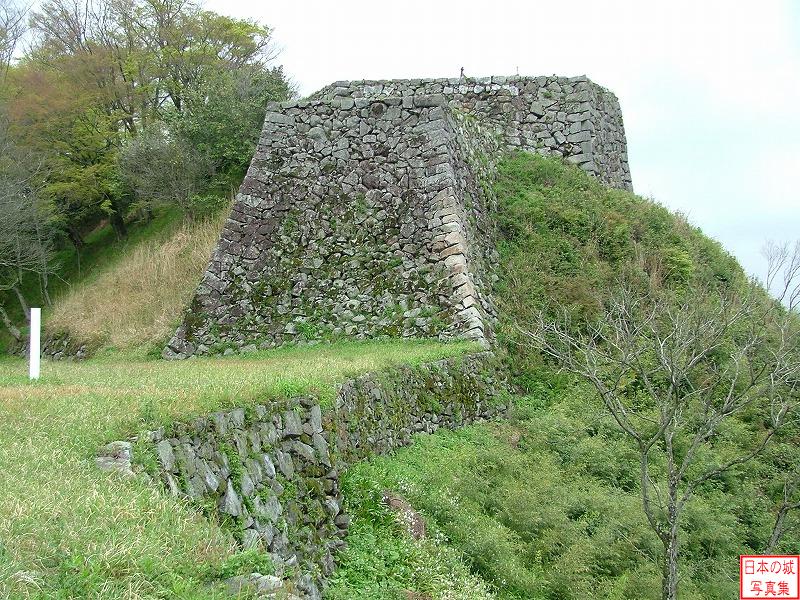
top-left (335, 153), bottom-right (800, 599)
top-left (0, 339), bottom-right (474, 598)
top-left (341, 386), bottom-right (798, 599)
top-left (0, 0), bottom-right (291, 347)
top-left (326, 466), bottom-right (496, 600)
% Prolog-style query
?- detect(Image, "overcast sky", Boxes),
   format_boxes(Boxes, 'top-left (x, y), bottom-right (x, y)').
top-left (205, 0), bottom-right (800, 280)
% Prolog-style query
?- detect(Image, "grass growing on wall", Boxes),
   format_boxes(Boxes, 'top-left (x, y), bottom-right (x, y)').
top-left (0, 339), bottom-right (475, 599)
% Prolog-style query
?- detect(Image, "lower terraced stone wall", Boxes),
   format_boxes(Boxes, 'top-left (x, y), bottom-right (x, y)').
top-left (137, 352), bottom-right (506, 598)
top-left (13, 331), bottom-right (90, 361)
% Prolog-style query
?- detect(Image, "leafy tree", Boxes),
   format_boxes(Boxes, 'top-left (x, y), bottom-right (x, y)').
top-left (5, 0), bottom-right (289, 246)
top-left (171, 64), bottom-right (291, 183)
top-left (117, 127), bottom-right (211, 218)
top-left (7, 66), bottom-right (127, 242)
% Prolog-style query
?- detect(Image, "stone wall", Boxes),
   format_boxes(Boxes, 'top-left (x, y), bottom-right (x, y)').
top-left (165, 74), bottom-right (631, 359)
top-left (13, 332), bottom-right (90, 361)
top-left (312, 75), bottom-right (632, 191)
top-left (165, 96), bottom-right (502, 358)
top-left (136, 352), bottom-right (505, 598)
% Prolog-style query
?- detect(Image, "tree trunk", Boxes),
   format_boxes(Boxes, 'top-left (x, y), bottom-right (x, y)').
top-left (662, 505), bottom-right (680, 600)
top-left (12, 284), bottom-right (30, 319)
top-left (68, 226), bottom-right (84, 249)
top-left (662, 530), bottom-right (679, 600)
top-left (40, 272), bottom-right (52, 307)
top-left (0, 304), bottom-right (21, 342)
top-left (765, 503), bottom-right (794, 553)
top-left (109, 205), bottom-right (128, 239)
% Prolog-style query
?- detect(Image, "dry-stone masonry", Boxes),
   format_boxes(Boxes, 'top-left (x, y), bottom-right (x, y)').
top-left (14, 332), bottom-right (90, 361)
top-left (312, 75), bottom-right (632, 190)
top-left (165, 75), bottom-right (631, 358)
top-left (133, 352), bottom-right (505, 598)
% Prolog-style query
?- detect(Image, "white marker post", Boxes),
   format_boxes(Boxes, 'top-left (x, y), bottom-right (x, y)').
top-left (29, 307), bottom-right (41, 380)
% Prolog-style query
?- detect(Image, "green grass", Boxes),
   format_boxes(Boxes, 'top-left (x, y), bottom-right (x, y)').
top-left (0, 339), bottom-right (475, 599)
top-left (340, 387), bottom-right (795, 600)
top-left (326, 464), bottom-right (496, 600)
top-left (330, 153), bottom-right (796, 599)
top-left (493, 153), bottom-right (742, 381)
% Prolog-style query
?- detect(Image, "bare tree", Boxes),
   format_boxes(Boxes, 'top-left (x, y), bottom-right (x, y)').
top-left (521, 254), bottom-right (800, 600)
top-left (117, 126), bottom-right (211, 219)
top-left (0, 0), bottom-right (26, 80)
top-left (764, 471), bottom-right (800, 553)
top-left (0, 117), bottom-right (55, 343)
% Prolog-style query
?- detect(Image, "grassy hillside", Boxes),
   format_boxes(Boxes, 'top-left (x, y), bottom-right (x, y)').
top-left (46, 213), bottom-right (225, 357)
top-left (0, 207), bottom-right (192, 354)
top-left (331, 154), bottom-right (798, 599)
top-left (0, 340), bottom-right (475, 599)
top-left (492, 153), bottom-right (743, 384)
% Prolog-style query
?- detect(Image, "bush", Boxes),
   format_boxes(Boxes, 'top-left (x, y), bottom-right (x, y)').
top-left (118, 129), bottom-right (212, 219)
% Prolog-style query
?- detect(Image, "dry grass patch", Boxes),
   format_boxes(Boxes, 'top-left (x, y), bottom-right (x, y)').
top-left (47, 214), bottom-right (224, 354)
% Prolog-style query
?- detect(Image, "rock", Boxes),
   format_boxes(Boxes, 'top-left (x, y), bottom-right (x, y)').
top-left (282, 410), bottom-right (303, 438)
top-left (242, 528), bottom-right (260, 550)
top-left (290, 441), bottom-right (316, 462)
top-left (155, 440), bottom-right (175, 472)
top-left (225, 573), bottom-right (284, 596)
top-left (254, 494), bottom-right (281, 523)
top-left (96, 441), bottom-right (133, 476)
top-left (220, 483), bottom-right (242, 516)
top-left (253, 574), bottom-right (284, 594)
top-left (334, 513), bottom-right (351, 529)
top-left (312, 433), bottom-right (330, 466)
top-left (383, 491), bottom-right (426, 540)
top-left (296, 574), bottom-right (322, 600)
top-left (309, 405), bottom-right (323, 434)
top-left (275, 450), bottom-right (294, 479)
top-left (262, 454), bottom-right (277, 478)
top-left (324, 497), bottom-right (340, 517)
top-left (240, 472), bottom-right (255, 497)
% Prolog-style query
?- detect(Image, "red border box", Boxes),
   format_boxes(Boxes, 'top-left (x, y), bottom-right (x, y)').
top-left (741, 555), bottom-right (800, 599)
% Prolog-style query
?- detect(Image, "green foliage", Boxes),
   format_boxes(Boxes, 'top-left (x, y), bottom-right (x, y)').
top-left (171, 65), bottom-right (291, 184)
top-left (118, 128), bottom-right (212, 218)
top-left (203, 548), bottom-right (275, 580)
top-left (327, 466), bottom-right (495, 600)
top-left (343, 387), bottom-right (799, 599)
top-left (333, 154), bottom-right (796, 599)
top-left (493, 153), bottom-right (742, 391)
